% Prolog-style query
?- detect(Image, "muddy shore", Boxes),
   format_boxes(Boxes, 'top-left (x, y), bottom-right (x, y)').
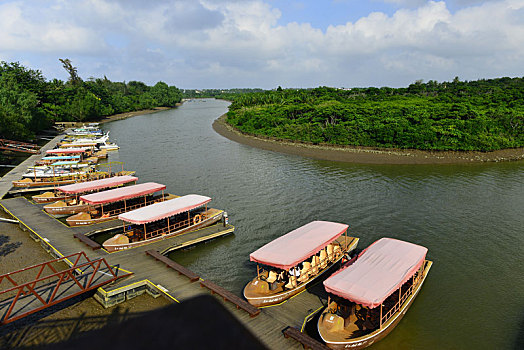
top-left (212, 114), bottom-right (524, 164)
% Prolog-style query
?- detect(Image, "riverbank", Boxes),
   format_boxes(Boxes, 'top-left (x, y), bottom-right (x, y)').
top-left (98, 106), bottom-right (173, 124)
top-left (213, 114), bottom-right (524, 164)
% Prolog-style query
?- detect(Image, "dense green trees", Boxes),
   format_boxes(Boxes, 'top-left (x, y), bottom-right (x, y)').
top-left (226, 79), bottom-right (524, 151)
top-left (0, 61), bottom-right (182, 141)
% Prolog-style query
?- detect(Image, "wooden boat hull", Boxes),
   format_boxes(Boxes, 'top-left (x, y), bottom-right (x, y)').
top-left (12, 179), bottom-right (77, 188)
top-left (66, 214), bottom-right (115, 226)
top-left (32, 193), bottom-right (72, 204)
top-left (102, 210), bottom-right (224, 252)
top-left (44, 203), bottom-right (90, 215)
top-left (244, 237), bottom-right (359, 308)
top-left (318, 260), bottom-right (433, 349)
top-left (13, 171), bottom-right (136, 188)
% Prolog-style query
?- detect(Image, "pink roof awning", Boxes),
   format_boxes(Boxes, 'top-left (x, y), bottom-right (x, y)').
top-left (58, 175), bottom-right (138, 194)
top-left (80, 182), bottom-right (166, 205)
top-left (249, 221), bottom-right (349, 270)
top-left (46, 148), bottom-right (88, 154)
top-left (323, 238), bottom-right (427, 308)
top-left (118, 194), bottom-right (211, 224)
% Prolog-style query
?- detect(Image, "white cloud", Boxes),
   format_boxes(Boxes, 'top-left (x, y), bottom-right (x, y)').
top-left (1, 0), bottom-right (523, 88)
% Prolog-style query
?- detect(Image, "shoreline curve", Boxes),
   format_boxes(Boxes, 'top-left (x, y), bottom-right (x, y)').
top-left (212, 114), bottom-right (524, 165)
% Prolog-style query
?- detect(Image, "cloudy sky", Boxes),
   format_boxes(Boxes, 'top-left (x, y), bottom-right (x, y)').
top-left (1, 0), bottom-right (523, 89)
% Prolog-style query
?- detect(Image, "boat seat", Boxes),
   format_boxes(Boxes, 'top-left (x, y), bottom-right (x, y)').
top-left (266, 270), bottom-right (277, 283)
top-left (298, 261), bottom-right (311, 282)
top-left (311, 256), bottom-right (320, 275)
top-left (319, 249), bottom-right (328, 269)
top-left (334, 244), bottom-right (342, 257)
top-left (327, 244), bottom-right (334, 261)
top-left (285, 276), bottom-right (297, 289)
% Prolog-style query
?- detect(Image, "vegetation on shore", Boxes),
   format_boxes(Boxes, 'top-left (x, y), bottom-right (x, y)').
top-left (226, 79), bottom-right (524, 151)
top-left (0, 60), bottom-right (182, 141)
top-left (182, 88), bottom-right (264, 100)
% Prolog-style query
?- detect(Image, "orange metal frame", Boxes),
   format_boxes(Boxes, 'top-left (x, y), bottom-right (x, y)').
top-left (0, 252), bottom-right (128, 325)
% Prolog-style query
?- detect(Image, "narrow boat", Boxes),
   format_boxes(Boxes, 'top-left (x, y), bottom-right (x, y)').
top-left (318, 238), bottom-right (432, 349)
top-left (35, 155), bottom-right (81, 166)
top-left (102, 194), bottom-right (225, 252)
top-left (66, 182), bottom-right (174, 226)
top-left (40, 175), bottom-right (138, 213)
top-left (244, 221), bottom-right (359, 308)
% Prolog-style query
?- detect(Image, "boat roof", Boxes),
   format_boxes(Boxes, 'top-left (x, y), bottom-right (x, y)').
top-left (42, 155), bottom-right (81, 160)
top-left (58, 175), bottom-right (138, 194)
top-left (51, 161), bottom-right (80, 166)
top-left (80, 182), bottom-right (166, 205)
top-left (60, 143), bottom-right (97, 147)
top-left (46, 148), bottom-right (87, 154)
top-left (118, 194), bottom-right (211, 224)
top-left (249, 221), bottom-right (349, 271)
top-left (323, 238), bottom-right (427, 309)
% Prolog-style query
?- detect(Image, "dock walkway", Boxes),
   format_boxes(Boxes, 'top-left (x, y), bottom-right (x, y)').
top-left (0, 197), bottom-right (325, 349)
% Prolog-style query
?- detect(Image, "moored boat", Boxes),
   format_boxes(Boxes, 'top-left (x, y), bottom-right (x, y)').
top-left (41, 175), bottom-right (138, 214)
top-left (66, 182), bottom-right (173, 226)
top-left (244, 221), bottom-right (359, 308)
top-left (102, 194), bottom-right (225, 252)
top-left (318, 238), bottom-right (432, 349)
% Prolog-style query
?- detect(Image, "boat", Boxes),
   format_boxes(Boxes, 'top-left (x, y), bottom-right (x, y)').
top-left (40, 175), bottom-right (138, 213)
top-left (102, 194), bottom-right (225, 252)
top-left (317, 238), bottom-right (432, 349)
top-left (66, 182), bottom-right (174, 226)
top-left (243, 221), bottom-right (359, 308)
top-left (98, 141), bottom-right (119, 151)
top-left (35, 155), bottom-right (81, 166)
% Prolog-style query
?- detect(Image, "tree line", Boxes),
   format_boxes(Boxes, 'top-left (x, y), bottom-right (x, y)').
top-left (0, 60), bottom-right (182, 141)
top-left (226, 78), bottom-right (524, 151)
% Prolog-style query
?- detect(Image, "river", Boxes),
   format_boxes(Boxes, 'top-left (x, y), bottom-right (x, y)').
top-left (101, 98), bottom-right (524, 349)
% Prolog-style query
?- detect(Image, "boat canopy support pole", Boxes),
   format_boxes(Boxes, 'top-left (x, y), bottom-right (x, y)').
top-left (380, 304), bottom-right (383, 329)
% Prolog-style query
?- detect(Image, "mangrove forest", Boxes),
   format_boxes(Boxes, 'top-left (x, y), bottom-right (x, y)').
top-left (0, 60), bottom-right (182, 142)
top-left (226, 78), bottom-right (524, 151)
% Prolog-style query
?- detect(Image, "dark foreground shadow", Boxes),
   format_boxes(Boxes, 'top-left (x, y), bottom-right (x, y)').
top-left (1, 295), bottom-right (267, 350)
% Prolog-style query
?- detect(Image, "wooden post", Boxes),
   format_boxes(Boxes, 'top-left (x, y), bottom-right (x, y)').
top-left (144, 223), bottom-right (147, 239)
top-left (167, 217), bottom-right (170, 234)
top-left (399, 286), bottom-right (402, 305)
top-left (256, 265), bottom-right (260, 279)
top-left (162, 189), bottom-right (165, 201)
top-left (124, 198), bottom-right (127, 211)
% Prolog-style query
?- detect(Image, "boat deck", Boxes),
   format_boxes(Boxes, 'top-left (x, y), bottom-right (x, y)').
top-left (0, 196), bottom-right (326, 349)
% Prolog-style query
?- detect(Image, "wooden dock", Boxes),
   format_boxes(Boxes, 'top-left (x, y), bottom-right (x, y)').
top-left (0, 196), bottom-right (329, 349)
